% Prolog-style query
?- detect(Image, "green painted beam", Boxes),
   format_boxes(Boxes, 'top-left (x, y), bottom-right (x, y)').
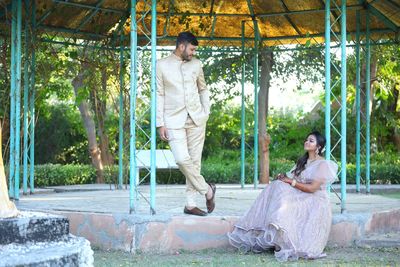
top-left (37, 25), bottom-right (107, 39)
top-left (365, 10), bottom-right (371, 194)
top-left (162, 0), bottom-right (174, 36)
top-left (118, 33), bottom-right (124, 190)
top-left (149, 0), bottom-right (157, 215)
top-left (367, 3), bottom-right (398, 32)
top-left (387, 0), bottom-right (400, 9)
top-left (240, 20), bottom-right (246, 189)
top-left (155, 4), bottom-right (362, 18)
top-left (14, 0), bottom-right (22, 200)
top-left (23, 0), bottom-right (31, 195)
top-left (129, 0), bottom-right (138, 214)
top-left (40, 38), bottom-right (116, 50)
top-left (29, 0), bottom-right (36, 194)
top-left (261, 28), bottom-right (394, 41)
top-left (34, 23), bottom-right (396, 44)
top-left (9, 0), bottom-right (17, 198)
top-left (355, 10), bottom-right (361, 193)
top-left (154, 28), bottom-right (394, 42)
top-left (340, 0), bottom-right (347, 213)
top-left (210, 15), bottom-right (217, 39)
top-left (0, 3), bottom-right (12, 18)
top-left (52, 0), bottom-right (125, 14)
top-left (74, 0), bottom-right (106, 32)
top-left (277, 0), bottom-right (302, 35)
top-left (38, 34), bottom-right (395, 55)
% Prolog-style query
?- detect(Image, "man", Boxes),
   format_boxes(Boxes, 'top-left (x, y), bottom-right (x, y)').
top-left (156, 32), bottom-right (215, 216)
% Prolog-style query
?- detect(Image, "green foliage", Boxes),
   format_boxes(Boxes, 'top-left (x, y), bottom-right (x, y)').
top-left (35, 104), bottom-right (88, 164)
top-left (29, 149), bottom-right (399, 187)
top-left (0, 38), bottom-right (10, 119)
top-left (34, 164), bottom-right (96, 187)
top-left (204, 103), bottom-right (253, 156)
top-left (346, 163), bottom-right (400, 184)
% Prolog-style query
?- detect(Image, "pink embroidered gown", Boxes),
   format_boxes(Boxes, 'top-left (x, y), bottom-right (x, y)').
top-left (228, 160), bottom-right (338, 262)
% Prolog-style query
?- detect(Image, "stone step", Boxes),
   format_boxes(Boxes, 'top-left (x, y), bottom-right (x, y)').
top-left (0, 235), bottom-right (93, 267)
top-left (355, 232), bottom-right (400, 248)
top-left (0, 211), bottom-right (69, 245)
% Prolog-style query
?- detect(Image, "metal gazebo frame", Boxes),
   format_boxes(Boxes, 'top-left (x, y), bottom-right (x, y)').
top-left (2, 0), bottom-right (399, 214)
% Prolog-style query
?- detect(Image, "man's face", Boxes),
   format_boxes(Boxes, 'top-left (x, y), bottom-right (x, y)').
top-left (180, 43), bottom-right (197, 61)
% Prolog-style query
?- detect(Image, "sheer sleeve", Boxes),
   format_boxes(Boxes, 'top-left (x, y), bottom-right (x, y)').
top-left (285, 165), bottom-right (296, 179)
top-left (312, 160), bottom-right (338, 184)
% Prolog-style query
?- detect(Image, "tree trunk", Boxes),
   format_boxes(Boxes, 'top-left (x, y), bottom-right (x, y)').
top-left (389, 84), bottom-right (400, 151)
top-left (258, 50), bottom-right (273, 184)
top-left (360, 56), bottom-right (377, 117)
top-left (96, 67), bottom-right (114, 165)
top-left (72, 66), bottom-right (104, 183)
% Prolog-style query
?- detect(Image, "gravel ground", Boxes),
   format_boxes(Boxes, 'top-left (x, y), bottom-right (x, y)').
top-left (93, 246), bottom-right (400, 266)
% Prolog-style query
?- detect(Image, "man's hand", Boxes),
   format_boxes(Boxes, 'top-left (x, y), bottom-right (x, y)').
top-left (158, 126), bottom-right (169, 141)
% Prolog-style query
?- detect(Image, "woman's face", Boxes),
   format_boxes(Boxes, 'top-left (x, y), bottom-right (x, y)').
top-left (304, 134), bottom-right (318, 152)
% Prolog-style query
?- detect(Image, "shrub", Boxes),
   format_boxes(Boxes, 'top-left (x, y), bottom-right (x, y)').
top-left (345, 163), bottom-right (400, 184)
top-left (13, 150), bottom-right (399, 187)
top-left (34, 164), bottom-right (96, 186)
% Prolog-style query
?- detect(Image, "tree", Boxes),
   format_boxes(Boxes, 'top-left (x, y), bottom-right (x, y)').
top-left (258, 50), bottom-right (273, 183)
top-left (69, 46), bottom-right (119, 182)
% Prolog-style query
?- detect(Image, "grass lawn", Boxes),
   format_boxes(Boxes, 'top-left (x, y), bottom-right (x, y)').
top-left (379, 192), bottom-right (400, 199)
top-left (93, 247), bottom-right (400, 266)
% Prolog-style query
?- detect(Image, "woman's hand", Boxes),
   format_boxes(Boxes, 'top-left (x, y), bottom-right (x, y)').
top-left (277, 173), bottom-right (291, 184)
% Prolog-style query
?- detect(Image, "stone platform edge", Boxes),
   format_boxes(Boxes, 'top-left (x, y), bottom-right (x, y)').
top-left (39, 208), bottom-right (400, 253)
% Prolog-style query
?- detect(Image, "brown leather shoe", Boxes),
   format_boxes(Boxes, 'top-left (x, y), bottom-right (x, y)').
top-left (206, 183), bottom-right (216, 213)
top-left (183, 206), bottom-right (207, 216)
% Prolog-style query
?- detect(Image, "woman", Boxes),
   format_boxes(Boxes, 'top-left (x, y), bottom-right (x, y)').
top-left (228, 131), bottom-right (338, 262)
top-left (0, 122), bottom-right (19, 218)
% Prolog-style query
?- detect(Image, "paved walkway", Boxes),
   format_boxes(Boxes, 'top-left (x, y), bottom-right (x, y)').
top-left (15, 184), bottom-right (400, 216)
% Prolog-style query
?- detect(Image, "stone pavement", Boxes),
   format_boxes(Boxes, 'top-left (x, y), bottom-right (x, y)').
top-left (13, 184), bottom-right (400, 253)
top-left (15, 183), bottom-right (400, 216)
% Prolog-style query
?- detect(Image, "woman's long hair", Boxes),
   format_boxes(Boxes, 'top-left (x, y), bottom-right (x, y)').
top-left (292, 131), bottom-right (326, 177)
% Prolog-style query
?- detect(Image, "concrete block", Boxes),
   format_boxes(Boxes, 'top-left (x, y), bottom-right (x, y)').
top-left (0, 212), bottom-right (69, 245)
top-left (327, 221), bottom-right (361, 247)
top-left (138, 216), bottom-right (235, 252)
top-left (365, 209), bottom-right (400, 234)
top-left (60, 212), bottom-right (135, 251)
top-left (0, 236), bottom-right (93, 267)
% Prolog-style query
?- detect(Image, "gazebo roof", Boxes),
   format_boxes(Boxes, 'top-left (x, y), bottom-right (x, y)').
top-left (0, 0), bottom-right (399, 46)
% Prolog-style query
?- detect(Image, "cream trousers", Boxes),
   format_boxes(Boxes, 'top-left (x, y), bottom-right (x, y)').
top-left (167, 117), bottom-right (208, 207)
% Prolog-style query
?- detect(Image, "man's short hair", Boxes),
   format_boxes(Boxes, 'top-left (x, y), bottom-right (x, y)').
top-left (176, 31), bottom-right (199, 47)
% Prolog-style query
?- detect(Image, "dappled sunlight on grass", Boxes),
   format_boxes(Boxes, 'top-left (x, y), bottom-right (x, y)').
top-left (93, 247), bottom-right (400, 267)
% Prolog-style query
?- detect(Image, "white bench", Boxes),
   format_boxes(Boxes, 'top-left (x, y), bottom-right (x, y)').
top-left (135, 149), bottom-right (178, 184)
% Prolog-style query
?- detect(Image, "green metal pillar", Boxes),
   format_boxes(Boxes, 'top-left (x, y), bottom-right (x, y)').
top-left (149, 0), bottom-right (157, 215)
top-left (340, 0), bottom-right (347, 213)
top-left (29, 0), bottom-right (36, 193)
top-left (14, 0), bottom-right (23, 200)
top-left (253, 20), bottom-right (259, 189)
top-left (129, 0), bottom-right (138, 213)
top-left (23, 0), bottom-right (30, 195)
top-left (240, 21), bottom-right (246, 189)
top-left (118, 33), bottom-right (124, 190)
top-left (324, 0), bottom-right (331, 163)
top-left (365, 10), bottom-right (371, 194)
top-left (355, 11), bottom-right (361, 193)
top-left (9, 0), bottom-right (17, 198)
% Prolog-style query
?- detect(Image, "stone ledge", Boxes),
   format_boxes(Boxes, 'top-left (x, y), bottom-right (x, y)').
top-left (0, 211), bottom-right (69, 245)
top-left (0, 235), bottom-right (93, 267)
top-left (44, 208), bottom-right (400, 253)
top-left (355, 232), bottom-right (400, 248)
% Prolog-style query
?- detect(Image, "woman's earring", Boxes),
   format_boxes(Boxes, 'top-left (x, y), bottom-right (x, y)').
top-left (316, 148), bottom-right (320, 155)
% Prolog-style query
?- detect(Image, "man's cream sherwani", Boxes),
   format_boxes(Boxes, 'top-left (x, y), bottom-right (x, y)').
top-left (156, 53), bottom-right (211, 208)
top-left (156, 53), bottom-right (210, 129)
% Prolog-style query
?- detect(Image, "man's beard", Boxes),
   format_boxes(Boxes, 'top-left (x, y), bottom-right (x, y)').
top-left (182, 50), bottom-right (192, 61)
